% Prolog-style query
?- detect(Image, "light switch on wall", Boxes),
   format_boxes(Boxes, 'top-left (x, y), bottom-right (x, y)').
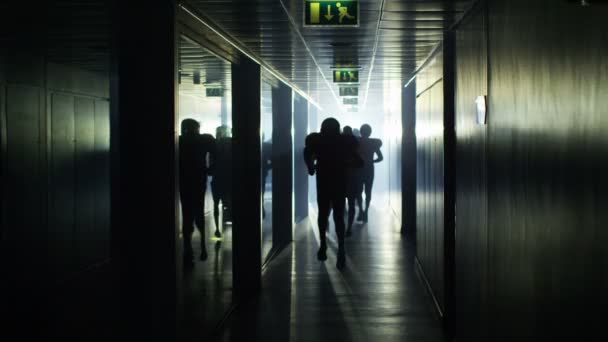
top-left (475, 95), bottom-right (487, 125)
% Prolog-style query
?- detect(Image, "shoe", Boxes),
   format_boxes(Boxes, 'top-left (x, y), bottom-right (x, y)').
top-left (336, 251), bottom-right (345, 269)
top-left (346, 229), bottom-right (352, 238)
top-left (200, 250), bottom-right (208, 261)
top-left (317, 246), bottom-right (327, 261)
top-left (214, 230), bottom-right (222, 238)
top-left (356, 212), bottom-right (364, 222)
top-left (362, 211), bottom-right (368, 223)
top-left (183, 252), bottom-right (194, 266)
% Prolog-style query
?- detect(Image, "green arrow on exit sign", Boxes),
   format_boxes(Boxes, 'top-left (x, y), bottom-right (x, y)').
top-left (304, 1), bottom-right (359, 27)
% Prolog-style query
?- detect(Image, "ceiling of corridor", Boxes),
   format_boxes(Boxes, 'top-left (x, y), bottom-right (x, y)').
top-left (184, 0), bottom-right (474, 115)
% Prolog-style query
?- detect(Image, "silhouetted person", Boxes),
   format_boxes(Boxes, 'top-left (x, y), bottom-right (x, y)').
top-left (305, 118), bottom-right (361, 269)
top-left (357, 124), bottom-right (383, 223)
top-left (342, 126), bottom-right (362, 237)
top-left (179, 119), bottom-right (216, 264)
top-left (211, 125), bottom-right (232, 238)
top-left (262, 135), bottom-right (272, 219)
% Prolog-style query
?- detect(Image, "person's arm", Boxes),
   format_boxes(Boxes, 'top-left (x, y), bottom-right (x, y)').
top-left (373, 140), bottom-right (383, 163)
top-left (350, 139), bottom-right (364, 168)
top-left (205, 134), bottom-right (217, 174)
top-left (304, 135), bottom-right (317, 175)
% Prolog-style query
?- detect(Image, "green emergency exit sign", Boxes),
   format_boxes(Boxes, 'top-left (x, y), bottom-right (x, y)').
top-left (304, 1), bottom-right (359, 27)
top-left (343, 97), bottom-right (358, 105)
top-left (339, 87), bottom-right (358, 96)
top-left (206, 88), bottom-right (224, 97)
top-left (333, 70), bottom-right (359, 83)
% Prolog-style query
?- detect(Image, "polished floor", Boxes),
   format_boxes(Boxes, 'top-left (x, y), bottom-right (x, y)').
top-left (217, 205), bottom-right (445, 342)
top-left (180, 192), bottom-right (234, 342)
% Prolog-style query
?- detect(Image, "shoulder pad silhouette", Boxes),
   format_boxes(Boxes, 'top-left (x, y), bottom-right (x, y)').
top-left (373, 138), bottom-right (382, 148)
top-left (305, 133), bottom-right (321, 146)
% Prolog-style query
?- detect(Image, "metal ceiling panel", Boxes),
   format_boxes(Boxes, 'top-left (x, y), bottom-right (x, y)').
top-left (185, 0), bottom-right (474, 114)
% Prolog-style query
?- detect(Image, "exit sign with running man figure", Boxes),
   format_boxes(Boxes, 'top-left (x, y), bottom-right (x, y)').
top-left (304, 1), bottom-right (359, 27)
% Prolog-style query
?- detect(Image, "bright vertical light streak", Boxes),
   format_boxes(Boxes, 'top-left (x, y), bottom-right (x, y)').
top-left (361, 0), bottom-right (386, 110)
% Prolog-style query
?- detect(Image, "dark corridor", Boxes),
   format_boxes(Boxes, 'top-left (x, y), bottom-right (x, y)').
top-left (1, 0), bottom-right (607, 341)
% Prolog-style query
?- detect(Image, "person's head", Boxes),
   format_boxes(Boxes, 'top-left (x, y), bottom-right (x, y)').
top-left (353, 128), bottom-right (361, 138)
top-left (342, 125), bottom-right (353, 136)
top-left (320, 117), bottom-right (340, 136)
top-left (360, 124), bottom-right (372, 138)
top-left (216, 125), bottom-right (231, 139)
top-left (181, 119), bottom-right (200, 135)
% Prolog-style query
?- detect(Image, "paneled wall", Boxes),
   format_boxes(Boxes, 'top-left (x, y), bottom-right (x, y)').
top-left (415, 50), bottom-right (446, 312)
top-left (1, 53), bottom-right (111, 337)
top-left (453, 0), bottom-right (608, 339)
top-left (454, 6), bottom-right (489, 340)
top-left (1, 55), bottom-right (110, 282)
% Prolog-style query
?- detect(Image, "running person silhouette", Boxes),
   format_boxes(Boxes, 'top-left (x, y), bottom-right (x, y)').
top-left (357, 124), bottom-right (383, 223)
top-left (179, 119), bottom-right (216, 263)
top-left (304, 118), bottom-right (361, 269)
top-left (211, 125), bottom-right (232, 238)
top-left (342, 126), bottom-right (362, 237)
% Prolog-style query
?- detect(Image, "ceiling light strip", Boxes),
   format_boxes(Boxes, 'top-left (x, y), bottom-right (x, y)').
top-left (277, 0), bottom-right (340, 109)
top-left (362, 0), bottom-right (386, 110)
top-left (178, 4), bottom-right (323, 110)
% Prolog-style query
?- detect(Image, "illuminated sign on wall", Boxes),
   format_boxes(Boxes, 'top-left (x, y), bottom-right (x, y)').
top-left (333, 70), bottom-right (359, 83)
top-left (304, 1), bottom-right (359, 27)
top-left (206, 88), bottom-right (224, 97)
top-left (343, 97), bottom-right (358, 105)
top-left (339, 87), bottom-right (358, 96)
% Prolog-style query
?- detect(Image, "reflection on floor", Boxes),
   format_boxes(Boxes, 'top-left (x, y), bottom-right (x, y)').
top-left (218, 205), bottom-right (445, 342)
top-left (181, 210), bottom-right (233, 342)
top-left (262, 197), bottom-right (273, 264)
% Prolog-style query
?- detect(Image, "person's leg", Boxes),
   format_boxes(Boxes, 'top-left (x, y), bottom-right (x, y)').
top-left (193, 190), bottom-right (207, 261)
top-left (332, 196), bottom-right (346, 268)
top-left (363, 171), bottom-right (374, 222)
top-left (181, 197), bottom-right (195, 263)
top-left (317, 191), bottom-right (330, 261)
top-left (224, 190), bottom-right (232, 223)
top-left (356, 175), bottom-right (364, 221)
top-left (346, 196), bottom-right (355, 237)
top-left (212, 186), bottom-right (221, 236)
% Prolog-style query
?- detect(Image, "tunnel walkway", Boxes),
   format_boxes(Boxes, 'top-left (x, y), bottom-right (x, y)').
top-left (217, 205), bottom-right (445, 342)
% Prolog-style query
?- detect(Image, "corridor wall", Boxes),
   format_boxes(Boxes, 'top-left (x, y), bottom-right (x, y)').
top-left (0, 2), bottom-right (113, 339)
top-left (414, 49), bottom-right (447, 313)
top-left (453, 0), bottom-right (608, 340)
top-left (0, 54), bottom-right (112, 339)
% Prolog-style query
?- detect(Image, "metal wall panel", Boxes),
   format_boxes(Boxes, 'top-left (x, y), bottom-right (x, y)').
top-left (415, 52), bottom-right (446, 311)
top-left (485, 0), bottom-right (608, 339)
top-left (294, 95), bottom-right (309, 223)
top-left (49, 93), bottom-right (76, 278)
top-left (74, 97), bottom-right (96, 268)
top-left (3, 85), bottom-right (44, 281)
top-left (450, 0), bottom-right (608, 339)
top-left (454, 5), bottom-right (488, 340)
top-left (94, 99), bottom-right (111, 263)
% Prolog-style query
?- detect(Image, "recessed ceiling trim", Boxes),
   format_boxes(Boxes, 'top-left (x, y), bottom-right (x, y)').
top-left (178, 3), bottom-right (323, 110)
top-left (361, 0), bottom-right (386, 110)
top-left (277, 0), bottom-right (340, 109)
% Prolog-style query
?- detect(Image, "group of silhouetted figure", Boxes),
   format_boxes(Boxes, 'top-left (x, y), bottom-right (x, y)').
top-left (179, 117), bottom-right (382, 269)
top-left (305, 119), bottom-right (383, 269)
top-left (179, 119), bottom-right (232, 264)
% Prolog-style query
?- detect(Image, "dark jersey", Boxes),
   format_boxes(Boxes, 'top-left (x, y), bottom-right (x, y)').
top-left (211, 137), bottom-right (232, 193)
top-left (304, 132), bottom-right (361, 195)
top-left (358, 137), bottom-right (382, 170)
top-left (179, 133), bottom-right (216, 193)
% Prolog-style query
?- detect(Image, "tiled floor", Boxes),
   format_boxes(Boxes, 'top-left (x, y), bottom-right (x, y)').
top-left (217, 205), bottom-right (446, 342)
